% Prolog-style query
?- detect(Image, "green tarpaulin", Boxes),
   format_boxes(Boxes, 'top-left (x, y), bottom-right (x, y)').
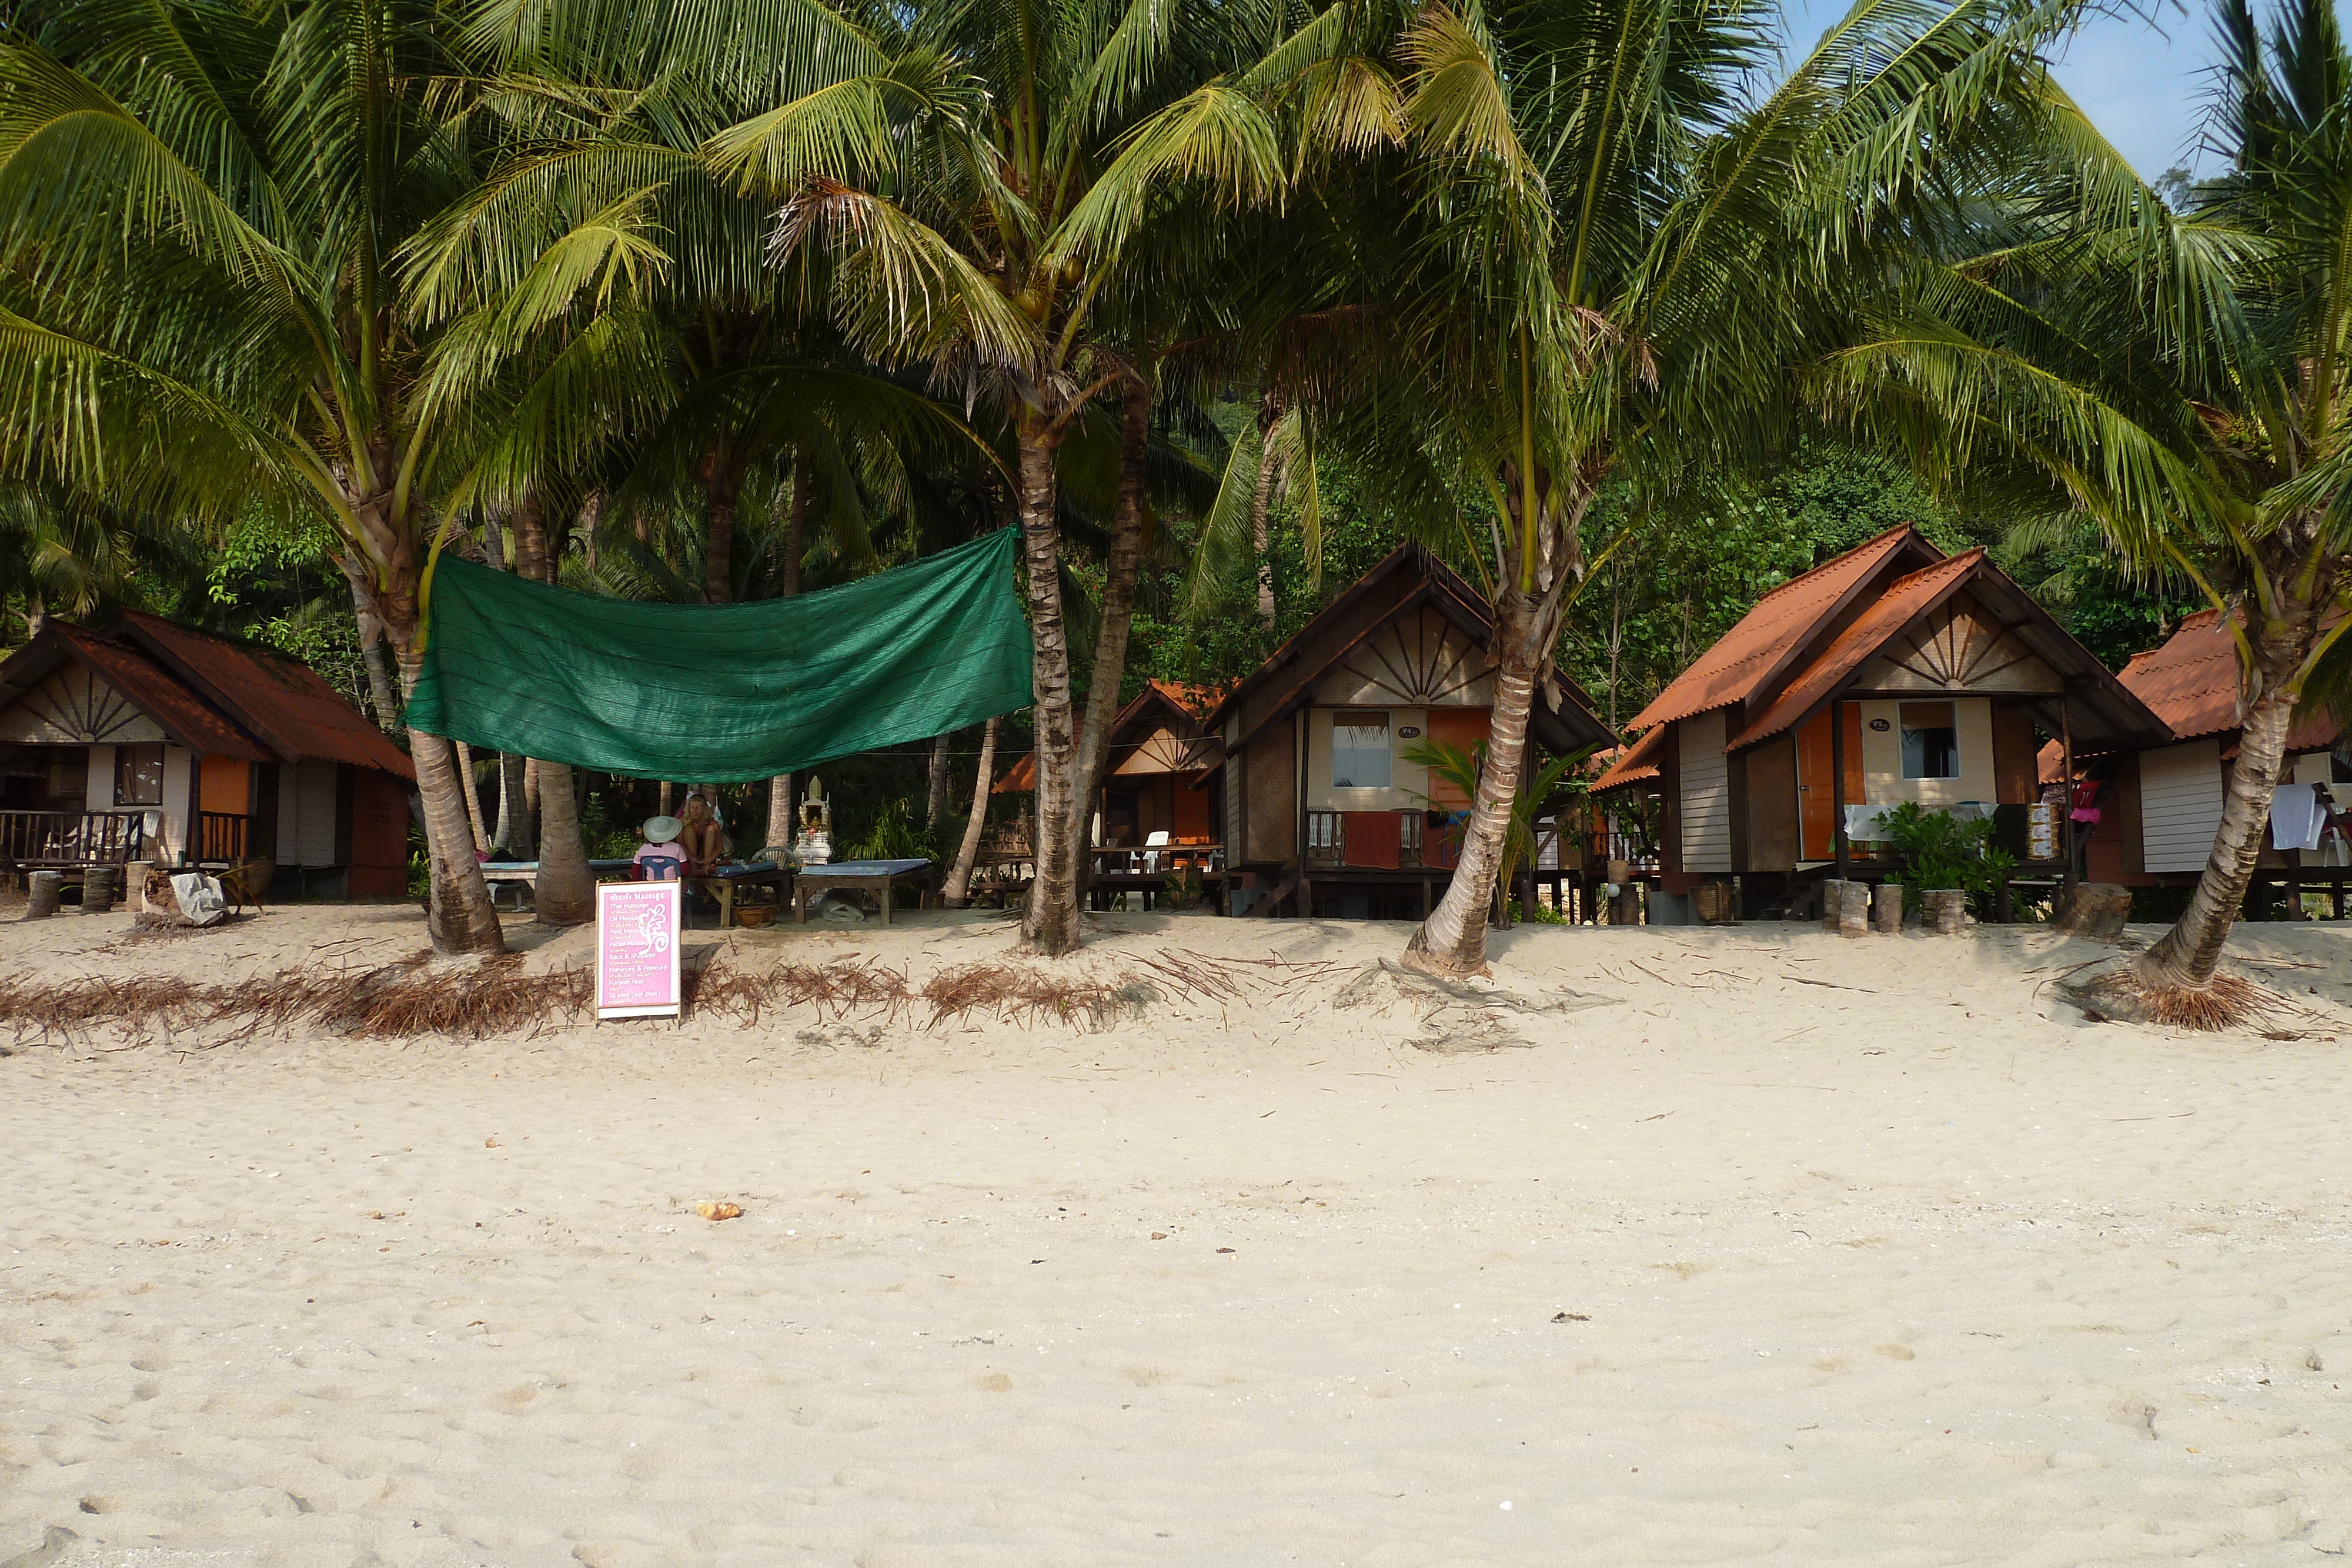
top-left (405, 529), bottom-right (1031, 783)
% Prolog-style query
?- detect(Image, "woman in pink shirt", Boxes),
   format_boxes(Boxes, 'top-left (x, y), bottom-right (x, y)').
top-left (634, 815), bottom-right (687, 880)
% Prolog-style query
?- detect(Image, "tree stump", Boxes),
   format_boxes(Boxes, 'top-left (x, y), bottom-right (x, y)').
top-left (2050, 882), bottom-right (2132, 941)
top-left (1822, 879), bottom-right (1870, 937)
top-left (1872, 882), bottom-right (1903, 934)
top-left (1923, 888), bottom-right (1967, 935)
top-left (25, 871), bottom-right (62, 919)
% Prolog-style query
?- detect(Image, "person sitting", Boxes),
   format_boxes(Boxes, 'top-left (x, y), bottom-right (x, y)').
top-left (677, 794), bottom-right (728, 905)
top-left (634, 815), bottom-right (687, 881)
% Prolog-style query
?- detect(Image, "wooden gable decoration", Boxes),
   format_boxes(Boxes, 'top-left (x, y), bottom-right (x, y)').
top-left (0, 664), bottom-right (168, 745)
top-left (1112, 724), bottom-right (1216, 776)
top-left (1850, 598), bottom-right (2061, 696)
top-left (1311, 604), bottom-right (1497, 708)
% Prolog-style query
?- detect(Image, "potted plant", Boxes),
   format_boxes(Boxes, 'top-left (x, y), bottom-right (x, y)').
top-left (1880, 803), bottom-right (2017, 934)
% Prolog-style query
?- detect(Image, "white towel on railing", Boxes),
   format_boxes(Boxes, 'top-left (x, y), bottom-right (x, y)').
top-left (2271, 783), bottom-right (2326, 852)
top-left (1843, 805), bottom-right (1893, 842)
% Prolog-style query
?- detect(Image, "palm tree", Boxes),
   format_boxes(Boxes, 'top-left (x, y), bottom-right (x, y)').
top-left (703, 0), bottom-right (1284, 954)
top-left (1816, 0), bottom-right (2352, 1022)
top-left (1098, 0), bottom-right (2106, 975)
top-left (0, 0), bottom-right (510, 952)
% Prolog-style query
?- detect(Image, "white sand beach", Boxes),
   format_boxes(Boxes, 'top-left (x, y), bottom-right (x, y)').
top-left (4, 906), bottom-right (2350, 1567)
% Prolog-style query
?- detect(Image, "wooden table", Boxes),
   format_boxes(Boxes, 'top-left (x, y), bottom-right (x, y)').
top-left (709, 861), bottom-right (792, 928)
top-left (792, 858), bottom-right (934, 924)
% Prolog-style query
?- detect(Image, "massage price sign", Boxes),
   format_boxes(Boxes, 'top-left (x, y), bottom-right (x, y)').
top-left (596, 881), bottom-right (681, 1020)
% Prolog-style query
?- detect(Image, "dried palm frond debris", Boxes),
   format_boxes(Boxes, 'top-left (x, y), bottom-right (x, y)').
top-left (0, 946), bottom-right (1328, 1047)
top-left (2062, 966), bottom-right (2304, 1031)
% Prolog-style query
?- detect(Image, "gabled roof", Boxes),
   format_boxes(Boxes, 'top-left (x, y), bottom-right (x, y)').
top-left (0, 614), bottom-right (412, 780)
top-left (1721, 550), bottom-right (2167, 755)
top-left (994, 680), bottom-right (1225, 794)
top-left (2106, 606), bottom-right (2344, 755)
top-left (1626, 525), bottom-right (1939, 731)
top-left (1727, 551), bottom-right (1985, 750)
top-left (1590, 726), bottom-right (1668, 793)
top-left (41, 624), bottom-right (272, 761)
top-left (2116, 608), bottom-right (2239, 743)
top-left (1148, 681), bottom-right (1224, 724)
top-left (111, 610), bottom-right (415, 777)
top-left (1205, 543), bottom-right (1613, 753)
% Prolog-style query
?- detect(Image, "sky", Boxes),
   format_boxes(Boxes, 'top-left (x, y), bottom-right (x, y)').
top-left (1778, 1), bottom-right (2227, 179)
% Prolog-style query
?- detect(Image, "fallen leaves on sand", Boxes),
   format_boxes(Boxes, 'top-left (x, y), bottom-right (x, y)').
top-left (0, 947), bottom-right (1335, 1046)
top-left (695, 1201), bottom-right (743, 1222)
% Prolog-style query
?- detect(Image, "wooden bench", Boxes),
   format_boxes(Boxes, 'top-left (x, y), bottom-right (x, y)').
top-left (792, 858), bottom-right (934, 924)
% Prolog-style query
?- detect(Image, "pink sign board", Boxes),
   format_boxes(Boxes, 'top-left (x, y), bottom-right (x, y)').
top-left (596, 881), bottom-right (681, 1019)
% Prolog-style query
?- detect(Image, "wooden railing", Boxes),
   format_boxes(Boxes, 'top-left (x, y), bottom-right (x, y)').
top-left (1307, 811), bottom-right (1455, 870)
top-left (0, 810), bottom-right (146, 866)
top-left (198, 811), bottom-right (252, 863)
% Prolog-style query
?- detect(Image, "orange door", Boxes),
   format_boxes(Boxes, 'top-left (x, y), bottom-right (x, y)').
top-left (1422, 710), bottom-right (1491, 808)
top-left (1795, 704), bottom-right (1864, 860)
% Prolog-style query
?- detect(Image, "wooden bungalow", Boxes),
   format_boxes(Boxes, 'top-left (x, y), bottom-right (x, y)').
top-left (992, 680), bottom-right (1226, 905)
top-left (1208, 544), bottom-right (1613, 919)
top-left (0, 611), bottom-right (415, 895)
top-left (1591, 524), bottom-right (2169, 919)
top-left (2050, 607), bottom-right (2348, 912)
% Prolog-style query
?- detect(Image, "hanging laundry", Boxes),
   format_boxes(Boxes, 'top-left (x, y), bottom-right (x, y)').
top-left (2269, 783), bottom-right (2326, 852)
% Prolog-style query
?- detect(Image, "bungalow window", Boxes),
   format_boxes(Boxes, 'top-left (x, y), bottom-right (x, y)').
top-left (1900, 701), bottom-right (1960, 780)
top-left (115, 743), bottom-right (165, 806)
top-left (1331, 711), bottom-right (1392, 789)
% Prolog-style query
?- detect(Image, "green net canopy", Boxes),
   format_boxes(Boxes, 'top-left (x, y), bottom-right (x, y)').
top-left (405, 529), bottom-right (1031, 783)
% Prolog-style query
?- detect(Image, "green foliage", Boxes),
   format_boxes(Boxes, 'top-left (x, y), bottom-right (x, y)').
top-left (1506, 898), bottom-right (1568, 925)
top-left (846, 798), bottom-right (938, 863)
top-left (1399, 738), bottom-right (1593, 906)
top-left (1879, 804), bottom-right (2017, 914)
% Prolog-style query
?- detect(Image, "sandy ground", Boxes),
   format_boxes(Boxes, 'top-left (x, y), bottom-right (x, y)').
top-left (3, 900), bottom-right (2351, 1567)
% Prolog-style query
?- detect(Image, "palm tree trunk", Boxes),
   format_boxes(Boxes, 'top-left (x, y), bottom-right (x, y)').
top-left (1404, 592), bottom-right (1548, 975)
top-left (2127, 606), bottom-right (2316, 991)
top-left (700, 439), bottom-right (742, 604)
top-left (455, 740), bottom-right (491, 857)
top-left (493, 750), bottom-right (533, 858)
top-left (24, 590), bottom-right (45, 640)
top-left (1018, 415), bottom-right (1085, 957)
top-left (1070, 377), bottom-right (1152, 854)
top-left (510, 489), bottom-right (594, 925)
top-left (764, 457), bottom-right (810, 856)
top-left (397, 604), bottom-right (504, 953)
top-left (530, 760), bottom-right (594, 925)
top-left (355, 602), bottom-right (401, 731)
top-left (943, 715), bottom-right (999, 907)
top-left (411, 727), bottom-right (505, 952)
top-left (927, 731), bottom-right (952, 833)
top-left (1402, 482), bottom-right (1582, 977)
top-left (1251, 436), bottom-right (1278, 633)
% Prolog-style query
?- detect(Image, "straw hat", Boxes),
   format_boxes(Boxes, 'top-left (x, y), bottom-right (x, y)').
top-left (643, 815), bottom-right (683, 844)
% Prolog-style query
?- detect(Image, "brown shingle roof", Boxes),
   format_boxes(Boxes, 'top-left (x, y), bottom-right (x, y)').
top-left (112, 610), bottom-right (413, 779)
top-left (1625, 526), bottom-right (1931, 731)
top-left (45, 624), bottom-right (272, 761)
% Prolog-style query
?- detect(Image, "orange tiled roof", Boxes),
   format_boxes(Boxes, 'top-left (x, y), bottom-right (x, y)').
top-left (1625, 526), bottom-right (1930, 732)
top-left (1589, 726), bottom-right (1668, 791)
top-left (2108, 607), bottom-right (2343, 754)
top-left (1727, 551), bottom-right (1983, 751)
